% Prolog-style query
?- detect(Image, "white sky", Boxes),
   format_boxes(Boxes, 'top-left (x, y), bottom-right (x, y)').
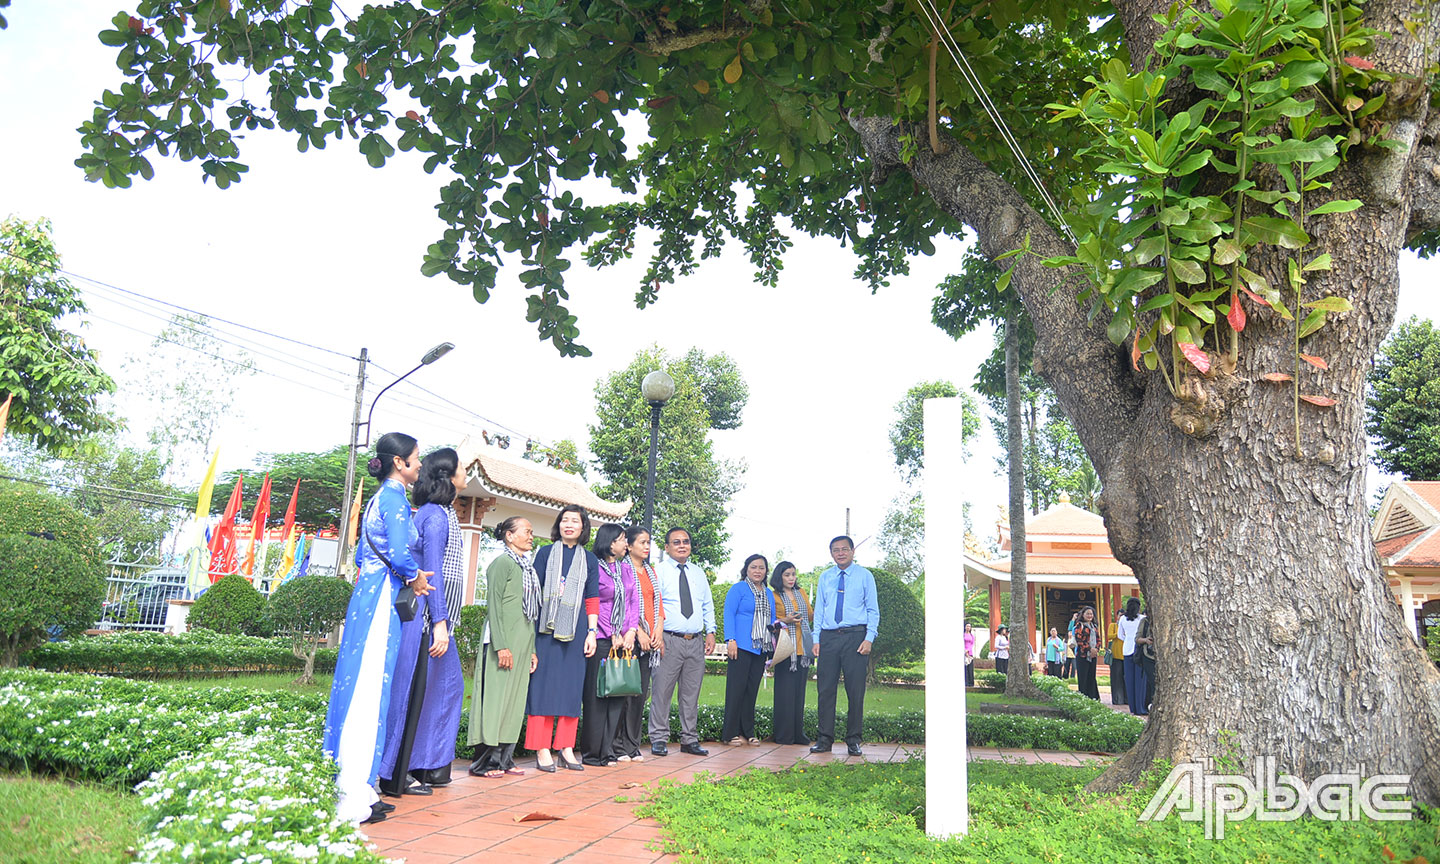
top-left (3, 3), bottom-right (1437, 575)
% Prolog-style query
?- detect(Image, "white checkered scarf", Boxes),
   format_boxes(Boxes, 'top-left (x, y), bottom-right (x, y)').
top-left (442, 506), bottom-right (466, 621)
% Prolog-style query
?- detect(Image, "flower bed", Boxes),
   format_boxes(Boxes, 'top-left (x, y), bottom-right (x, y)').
top-left (23, 630), bottom-right (338, 678)
top-left (0, 670), bottom-right (383, 863)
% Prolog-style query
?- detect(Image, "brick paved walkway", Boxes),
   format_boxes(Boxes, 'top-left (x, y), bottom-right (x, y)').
top-left (365, 743), bottom-right (1112, 864)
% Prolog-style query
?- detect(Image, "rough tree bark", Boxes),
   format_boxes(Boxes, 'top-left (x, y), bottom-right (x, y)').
top-left (1005, 305), bottom-right (1043, 699)
top-left (851, 0), bottom-right (1440, 803)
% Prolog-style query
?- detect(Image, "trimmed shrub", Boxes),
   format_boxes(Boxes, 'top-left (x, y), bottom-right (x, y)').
top-left (265, 574), bottom-right (352, 684)
top-left (0, 484), bottom-right (107, 665)
top-left (23, 630), bottom-right (338, 677)
top-left (454, 604), bottom-right (488, 677)
top-left (0, 534), bottom-right (105, 666)
top-left (868, 566), bottom-right (923, 677)
top-left (189, 573), bottom-right (267, 636)
top-left (710, 578), bottom-right (730, 642)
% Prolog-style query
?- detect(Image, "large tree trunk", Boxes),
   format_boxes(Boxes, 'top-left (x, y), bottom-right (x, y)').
top-left (1005, 305), bottom-right (1043, 698)
top-left (850, 0), bottom-right (1440, 801)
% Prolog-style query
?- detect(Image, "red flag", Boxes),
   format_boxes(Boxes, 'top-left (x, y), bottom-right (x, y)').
top-left (279, 478), bottom-right (301, 550)
top-left (208, 475), bottom-right (244, 582)
top-left (241, 474), bottom-right (272, 576)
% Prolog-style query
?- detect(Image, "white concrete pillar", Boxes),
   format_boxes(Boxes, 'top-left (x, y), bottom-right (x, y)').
top-left (1400, 577), bottom-right (1418, 640)
top-left (924, 397), bottom-right (968, 837)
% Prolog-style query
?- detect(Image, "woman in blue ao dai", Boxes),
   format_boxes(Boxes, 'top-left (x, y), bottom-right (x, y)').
top-left (322, 433), bottom-right (434, 825)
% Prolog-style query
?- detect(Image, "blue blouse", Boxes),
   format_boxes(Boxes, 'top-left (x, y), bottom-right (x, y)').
top-left (723, 581), bottom-right (778, 655)
top-left (355, 478), bottom-right (420, 583)
top-left (412, 502), bottom-right (452, 623)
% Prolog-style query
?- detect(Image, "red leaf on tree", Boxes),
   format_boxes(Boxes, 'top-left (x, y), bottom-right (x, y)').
top-left (1344, 56), bottom-right (1376, 70)
top-left (1227, 292), bottom-right (1246, 332)
top-left (592, 89), bottom-right (610, 104)
top-left (355, 60), bottom-right (368, 77)
top-left (1300, 394), bottom-right (1338, 407)
top-left (1240, 286), bottom-right (1271, 307)
top-left (1382, 846), bottom-right (1395, 860)
top-left (1131, 330), bottom-right (1142, 371)
top-left (127, 16), bottom-right (143, 31)
top-left (538, 207), bottom-right (549, 229)
top-left (646, 95), bottom-right (675, 109)
top-left (1179, 342), bottom-right (1211, 374)
top-left (1298, 353), bottom-right (1329, 370)
top-left (405, 110), bottom-right (421, 122)
top-left (1261, 372), bottom-right (1293, 382)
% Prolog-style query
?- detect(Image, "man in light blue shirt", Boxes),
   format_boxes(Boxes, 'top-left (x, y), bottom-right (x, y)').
top-left (647, 527), bottom-right (715, 757)
top-left (811, 535), bottom-right (879, 756)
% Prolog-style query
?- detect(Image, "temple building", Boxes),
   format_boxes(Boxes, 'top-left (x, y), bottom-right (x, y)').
top-left (1372, 480), bottom-right (1440, 649)
top-left (965, 493), bottom-right (1140, 657)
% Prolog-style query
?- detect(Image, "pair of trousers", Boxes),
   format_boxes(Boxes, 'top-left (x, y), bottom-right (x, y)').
top-left (1062, 658), bottom-right (1074, 678)
top-left (649, 632), bottom-right (705, 746)
top-left (580, 637), bottom-right (626, 765)
top-left (1046, 661), bottom-right (1062, 677)
top-left (1075, 655), bottom-right (1100, 700)
top-left (816, 627), bottom-right (868, 747)
top-left (994, 657), bottom-right (1009, 675)
top-left (524, 715), bottom-right (578, 750)
top-left (616, 649), bottom-right (653, 758)
top-left (720, 650), bottom-right (766, 741)
top-left (470, 742), bottom-right (516, 775)
top-left (771, 660), bottom-right (810, 745)
top-left (1125, 655), bottom-right (1150, 715)
top-left (378, 626), bottom-right (430, 795)
top-left (964, 662), bottom-right (974, 687)
top-left (1110, 652), bottom-right (1127, 704)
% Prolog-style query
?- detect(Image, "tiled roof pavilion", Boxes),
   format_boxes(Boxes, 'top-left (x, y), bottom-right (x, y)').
top-left (1372, 480), bottom-right (1440, 643)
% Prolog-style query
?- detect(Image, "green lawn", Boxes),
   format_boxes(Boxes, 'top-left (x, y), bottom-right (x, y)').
top-left (0, 774), bottom-right (147, 864)
top-left (151, 671), bottom-right (1060, 716)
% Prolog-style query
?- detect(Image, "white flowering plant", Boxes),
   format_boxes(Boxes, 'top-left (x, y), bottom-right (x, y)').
top-left (0, 670), bottom-right (387, 863)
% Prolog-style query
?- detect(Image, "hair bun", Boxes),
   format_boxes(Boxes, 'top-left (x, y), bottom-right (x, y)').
top-left (365, 456), bottom-right (384, 479)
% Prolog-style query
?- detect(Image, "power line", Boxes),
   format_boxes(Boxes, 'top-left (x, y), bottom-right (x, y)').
top-left (0, 473), bottom-right (195, 510)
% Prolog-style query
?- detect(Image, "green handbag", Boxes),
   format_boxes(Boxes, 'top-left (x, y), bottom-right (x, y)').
top-left (597, 647), bottom-right (642, 698)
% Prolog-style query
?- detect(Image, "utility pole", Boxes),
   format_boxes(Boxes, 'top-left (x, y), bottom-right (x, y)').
top-left (845, 507), bottom-right (851, 537)
top-left (337, 348), bottom-right (368, 576)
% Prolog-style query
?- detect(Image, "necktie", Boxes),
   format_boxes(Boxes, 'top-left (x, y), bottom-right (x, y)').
top-left (832, 570), bottom-right (846, 626)
top-left (679, 563), bottom-right (693, 619)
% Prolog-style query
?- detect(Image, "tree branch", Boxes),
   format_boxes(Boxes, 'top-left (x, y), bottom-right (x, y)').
top-left (638, 0), bottom-right (769, 55)
top-left (846, 114), bottom-right (1144, 477)
top-left (1406, 116), bottom-right (1440, 241)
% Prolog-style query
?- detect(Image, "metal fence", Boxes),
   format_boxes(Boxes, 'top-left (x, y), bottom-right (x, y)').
top-left (96, 557), bottom-right (340, 632)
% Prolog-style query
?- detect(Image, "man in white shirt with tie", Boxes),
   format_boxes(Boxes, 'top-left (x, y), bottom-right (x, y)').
top-left (648, 527), bottom-right (715, 757)
top-left (811, 535), bottom-right (879, 757)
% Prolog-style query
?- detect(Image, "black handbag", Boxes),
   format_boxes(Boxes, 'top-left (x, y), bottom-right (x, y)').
top-left (363, 500), bottom-right (420, 623)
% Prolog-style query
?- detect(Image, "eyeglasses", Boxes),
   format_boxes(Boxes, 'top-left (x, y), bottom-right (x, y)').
top-left (670, 539), bottom-right (691, 546)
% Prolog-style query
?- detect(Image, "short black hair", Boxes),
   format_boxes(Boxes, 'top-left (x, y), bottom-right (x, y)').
top-left (829, 535), bottom-right (854, 550)
top-left (1124, 597), bottom-right (1142, 619)
top-left (769, 560), bottom-right (797, 593)
top-left (411, 447), bottom-right (460, 507)
top-left (738, 553), bottom-right (769, 582)
top-left (592, 522), bottom-right (626, 562)
top-left (664, 527), bottom-right (691, 544)
top-left (550, 504), bottom-right (592, 545)
top-left (624, 525), bottom-right (650, 547)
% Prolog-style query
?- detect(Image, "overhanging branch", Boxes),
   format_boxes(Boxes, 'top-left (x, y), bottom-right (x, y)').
top-left (634, 0), bottom-right (769, 55)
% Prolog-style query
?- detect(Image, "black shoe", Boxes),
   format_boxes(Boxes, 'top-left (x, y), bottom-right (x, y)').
top-left (360, 810), bottom-right (387, 825)
top-left (561, 756), bottom-right (585, 771)
top-left (536, 760), bottom-right (557, 773)
top-left (680, 743), bottom-right (709, 756)
top-left (403, 782), bottom-right (434, 796)
top-left (372, 801), bottom-right (395, 814)
top-left (650, 744), bottom-right (669, 757)
top-left (847, 743), bottom-right (864, 757)
top-left (809, 743), bottom-right (832, 754)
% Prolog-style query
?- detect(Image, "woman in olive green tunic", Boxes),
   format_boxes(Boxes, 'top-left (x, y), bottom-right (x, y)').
top-left (468, 516), bottom-right (541, 777)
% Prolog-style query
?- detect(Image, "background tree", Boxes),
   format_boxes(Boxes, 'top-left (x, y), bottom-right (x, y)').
top-left (73, 0), bottom-right (1440, 801)
top-left (212, 444), bottom-right (350, 529)
top-left (0, 216), bottom-right (116, 456)
top-left (189, 573), bottom-right (268, 637)
top-left (1367, 316), bottom-right (1440, 480)
top-left (265, 574), bottom-right (352, 684)
top-left (123, 312), bottom-right (255, 483)
top-left (589, 346), bottom-right (747, 568)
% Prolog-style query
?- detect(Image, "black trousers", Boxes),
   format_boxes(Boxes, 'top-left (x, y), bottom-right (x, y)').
top-left (995, 657), bottom-right (1009, 675)
top-left (616, 649), bottom-right (653, 758)
top-left (816, 626), bottom-right (868, 748)
top-left (964, 662), bottom-right (974, 687)
top-left (1110, 652), bottom-right (1127, 704)
top-left (580, 637), bottom-right (625, 765)
top-left (720, 650), bottom-right (766, 741)
top-left (1076, 655), bottom-right (1100, 700)
top-left (1062, 657), bottom-right (1074, 678)
top-left (379, 627), bottom-right (430, 795)
top-left (771, 660), bottom-right (810, 744)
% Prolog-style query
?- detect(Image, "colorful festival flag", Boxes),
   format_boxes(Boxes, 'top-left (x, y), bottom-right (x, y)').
top-left (279, 478), bottom-right (300, 549)
top-left (208, 475), bottom-right (244, 582)
top-left (241, 473), bottom-right (272, 576)
top-left (276, 523), bottom-right (300, 583)
top-left (278, 531), bottom-right (309, 589)
top-left (186, 447), bottom-right (222, 597)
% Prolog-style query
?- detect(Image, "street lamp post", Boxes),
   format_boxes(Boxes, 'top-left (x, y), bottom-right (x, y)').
top-left (640, 369), bottom-right (675, 535)
top-left (338, 342), bottom-right (455, 572)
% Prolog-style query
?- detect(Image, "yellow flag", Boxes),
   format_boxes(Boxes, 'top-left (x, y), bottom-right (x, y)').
top-left (276, 525), bottom-right (299, 581)
top-left (0, 394), bottom-right (12, 442)
top-left (347, 479), bottom-right (364, 548)
top-left (186, 447), bottom-right (222, 596)
top-left (194, 447), bottom-right (221, 521)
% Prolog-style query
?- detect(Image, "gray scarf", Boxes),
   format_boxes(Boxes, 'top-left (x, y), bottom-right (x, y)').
top-left (750, 582), bottom-right (773, 653)
top-left (539, 542), bottom-right (587, 641)
top-left (441, 506), bottom-right (466, 622)
top-left (778, 588), bottom-right (813, 671)
top-left (506, 546), bottom-right (542, 622)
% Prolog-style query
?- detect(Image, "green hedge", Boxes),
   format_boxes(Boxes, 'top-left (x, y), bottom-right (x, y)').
top-left (190, 572), bottom-right (269, 636)
top-left (0, 670), bottom-right (381, 863)
top-left (23, 630), bottom-right (338, 677)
